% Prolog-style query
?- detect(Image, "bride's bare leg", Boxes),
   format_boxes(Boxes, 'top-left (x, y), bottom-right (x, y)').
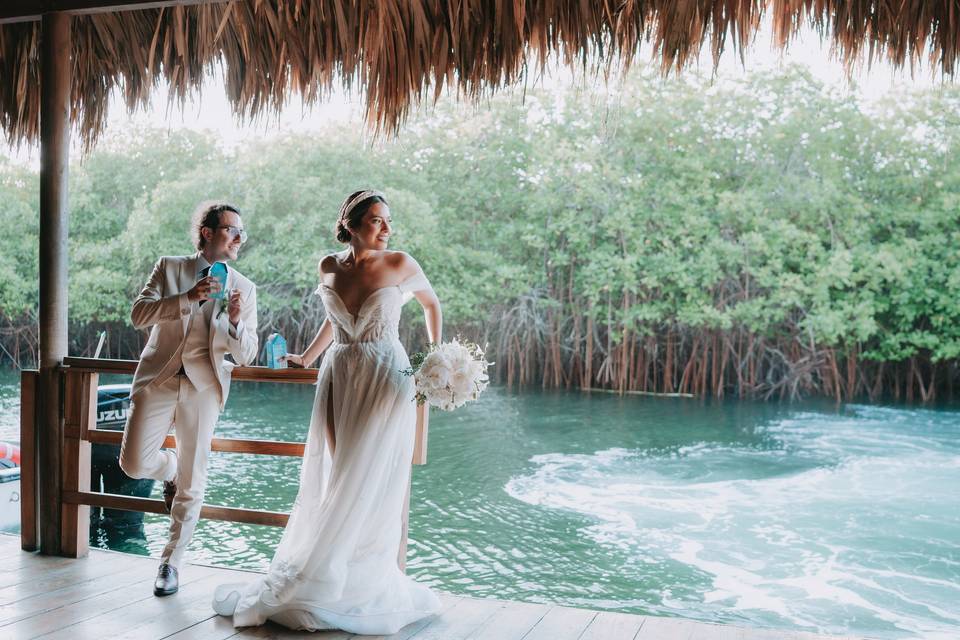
top-left (326, 379), bottom-right (336, 455)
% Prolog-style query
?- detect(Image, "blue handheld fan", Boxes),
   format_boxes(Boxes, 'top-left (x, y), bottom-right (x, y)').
top-left (264, 334), bottom-right (288, 369)
top-left (208, 262), bottom-right (228, 299)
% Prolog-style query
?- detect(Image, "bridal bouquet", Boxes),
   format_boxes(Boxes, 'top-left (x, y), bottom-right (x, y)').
top-left (402, 338), bottom-right (491, 410)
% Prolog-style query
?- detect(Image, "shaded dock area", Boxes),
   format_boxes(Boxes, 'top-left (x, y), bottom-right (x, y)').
top-left (0, 534), bottom-right (863, 640)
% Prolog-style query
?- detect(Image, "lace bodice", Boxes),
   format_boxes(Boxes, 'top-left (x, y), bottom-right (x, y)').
top-left (316, 273), bottom-right (431, 344)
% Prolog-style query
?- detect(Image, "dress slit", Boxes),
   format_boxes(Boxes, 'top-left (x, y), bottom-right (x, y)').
top-left (326, 377), bottom-right (336, 455)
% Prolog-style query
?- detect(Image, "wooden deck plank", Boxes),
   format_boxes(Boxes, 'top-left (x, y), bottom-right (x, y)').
top-left (0, 550), bottom-right (132, 601)
top-left (116, 612), bottom-right (225, 640)
top-left (0, 561), bottom-right (158, 624)
top-left (404, 595), bottom-right (501, 640)
top-left (689, 621), bottom-right (744, 640)
top-left (732, 628), bottom-right (840, 640)
top-left (0, 550), bottom-right (76, 573)
top-left (233, 621), bottom-right (352, 639)
top-left (111, 570), bottom-right (253, 640)
top-left (521, 604), bottom-right (598, 640)
top-left (0, 545), bottom-right (33, 561)
top-left (735, 625), bottom-right (792, 640)
top-left (159, 614), bottom-right (242, 640)
top-left (376, 594), bottom-right (461, 640)
top-left (464, 599), bottom-right (550, 640)
top-left (579, 610), bottom-right (647, 640)
top-left (634, 614), bottom-right (698, 639)
top-left (198, 589), bottom-right (463, 640)
top-left (0, 556), bottom-right (79, 587)
top-left (0, 565), bottom-right (220, 638)
top-left (36, 571), bottom-right (227, 640)
top-left (0, 536), bottom-right (865, 640)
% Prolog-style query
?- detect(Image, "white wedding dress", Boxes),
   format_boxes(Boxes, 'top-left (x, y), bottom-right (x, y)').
top-left (215, 273), bottom-right (442, 634)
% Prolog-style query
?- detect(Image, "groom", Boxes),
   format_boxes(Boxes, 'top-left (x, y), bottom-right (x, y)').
top-left (119, 201), bottom-right (258, 596)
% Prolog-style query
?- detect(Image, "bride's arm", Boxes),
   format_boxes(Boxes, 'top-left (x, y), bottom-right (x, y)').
top-left (286, 318), bottom-right (333, 367)
top-left (395, 252), bottom-right (442, 344)
top-left (415, 289), bottom-right (442, 345)
top-left (286, 255), bottom-right (339, 368)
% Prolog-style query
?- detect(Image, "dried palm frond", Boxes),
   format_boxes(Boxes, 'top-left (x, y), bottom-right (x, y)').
top-left (0, 0), bottom-right (956, 147)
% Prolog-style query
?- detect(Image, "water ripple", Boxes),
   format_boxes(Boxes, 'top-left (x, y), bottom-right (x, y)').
top-left (504, 407), bottom-right (960, 639)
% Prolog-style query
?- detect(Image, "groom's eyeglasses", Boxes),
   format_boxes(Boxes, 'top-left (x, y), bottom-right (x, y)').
top-left (217, 225), bottom-right (248, 244)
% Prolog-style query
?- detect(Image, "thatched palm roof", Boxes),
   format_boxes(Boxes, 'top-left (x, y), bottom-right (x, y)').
top-left (1, 0), bottom-right (958, 147)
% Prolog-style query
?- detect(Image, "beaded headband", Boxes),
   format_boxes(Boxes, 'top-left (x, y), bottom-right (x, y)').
top-left (338, 190), bottom-right (386, 227)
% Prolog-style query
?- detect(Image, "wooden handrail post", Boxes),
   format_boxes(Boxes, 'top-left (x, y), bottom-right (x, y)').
top-left (50, 357), bottom-right (433, 555)
top-left (413, 403), bottom-right (429, 465)
top-left (61, 370), bottom-right (95, 557)
top-left (38, 10), bottom-right (72, 555)
top-left (399, 404), bottom-right (429, 571)
top-left (19, 371), bottom-right (39, 551)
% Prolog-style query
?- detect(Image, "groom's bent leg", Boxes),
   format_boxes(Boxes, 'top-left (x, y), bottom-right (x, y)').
top-left (161, 377), bottom-right (220, 568)
top-left (119, 376), bottom-right (179, 483)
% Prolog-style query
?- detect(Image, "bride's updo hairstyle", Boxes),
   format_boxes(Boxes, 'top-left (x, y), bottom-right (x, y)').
top-left (336, 190), bottom-right (388, 243)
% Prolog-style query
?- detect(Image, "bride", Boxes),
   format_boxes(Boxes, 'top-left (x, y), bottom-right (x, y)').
top-left (212, 190), bottom-right (443, 634)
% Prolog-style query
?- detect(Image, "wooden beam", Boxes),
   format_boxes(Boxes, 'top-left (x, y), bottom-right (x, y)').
top-left (62, 356), bottom-right (139, 374)
top-left (413, 402), bottom-right (429, 464)
top-left (61, 357), bottom-right (321, 385)
top-left (230, 365), bottom-right (322, 385)
top-left (0, 0), bottom-right (226, 25)
top-left (19, 370), bottom-right (39, 551)
top-left (85, 428), bottom-right (308, 457)
top-left (63, 490), bottom-right (290, 526)
top-left (61, 371), bottom-right (95, 557)
top-left (37, 10), bottom-right (71, 556)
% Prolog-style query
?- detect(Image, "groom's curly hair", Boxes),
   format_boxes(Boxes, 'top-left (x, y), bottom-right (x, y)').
top-left (191, 201), bottom-right (242, 250)
top-left (336, 191), bottom-right (388, 243)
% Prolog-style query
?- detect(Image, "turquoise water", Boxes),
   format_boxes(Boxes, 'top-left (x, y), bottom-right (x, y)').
top-left (1, 369), bottom-right (958, 638)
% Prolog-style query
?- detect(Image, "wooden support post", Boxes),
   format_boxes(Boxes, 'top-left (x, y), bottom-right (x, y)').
top-left (413, 403), bottom-right (429, 465)
top-left (37, 10), bottom-right (72, 555)
top-left (61, 371), bottom-right (95, 557)
top-left (19, 370), bottom-right (39, 551)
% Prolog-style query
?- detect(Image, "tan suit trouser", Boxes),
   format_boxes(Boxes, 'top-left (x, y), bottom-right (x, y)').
top-left (119, 374), bottom-right (221, 568)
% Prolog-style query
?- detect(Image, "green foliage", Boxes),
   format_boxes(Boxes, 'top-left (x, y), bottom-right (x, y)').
top-left (0, 158), bottom-right (39, 319)
top-left (2, 66), bottom-right (960, 379)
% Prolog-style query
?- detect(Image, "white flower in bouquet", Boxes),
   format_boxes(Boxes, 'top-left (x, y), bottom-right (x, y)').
top-left (402, 338), bottom-right (491, 410)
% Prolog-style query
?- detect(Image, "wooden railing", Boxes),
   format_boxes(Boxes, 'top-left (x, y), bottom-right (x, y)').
top-left (20, 357), bottom-right (429, 567)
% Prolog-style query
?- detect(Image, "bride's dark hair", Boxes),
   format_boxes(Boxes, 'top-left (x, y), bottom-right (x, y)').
top-left (336, 191), bottom-right (388, 243)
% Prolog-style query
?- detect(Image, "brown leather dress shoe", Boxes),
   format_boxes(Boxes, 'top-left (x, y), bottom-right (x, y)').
top-left (154, 562), bottom-right (179, 596)
top-left (162, 480), bottom-right (177, 513)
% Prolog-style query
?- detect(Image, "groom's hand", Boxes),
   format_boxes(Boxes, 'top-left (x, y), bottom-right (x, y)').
top-left (227, 290), bottom-right (242, 326)
top-left (187, 276), bottom-right (220, 303)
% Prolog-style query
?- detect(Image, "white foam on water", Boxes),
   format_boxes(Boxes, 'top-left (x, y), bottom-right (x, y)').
top-left (504, 408), bottom-right (960, 639)
top-left (672, 540), bottom-right (794, 618)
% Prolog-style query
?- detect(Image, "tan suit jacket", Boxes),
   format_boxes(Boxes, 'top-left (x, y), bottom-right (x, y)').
top-left (129, 253), bottom-right (259, 408)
